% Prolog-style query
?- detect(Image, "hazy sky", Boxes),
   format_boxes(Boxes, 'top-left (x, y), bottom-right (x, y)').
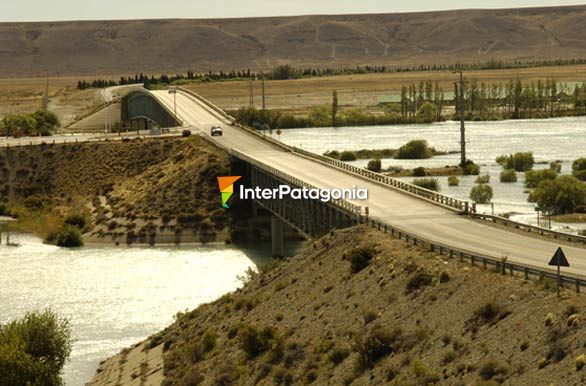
top-left (2, 0), bottom-right (584, 22)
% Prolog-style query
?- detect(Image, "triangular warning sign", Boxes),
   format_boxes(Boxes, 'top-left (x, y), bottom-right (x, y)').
top-left (548, 247), bottom-right (570, 267)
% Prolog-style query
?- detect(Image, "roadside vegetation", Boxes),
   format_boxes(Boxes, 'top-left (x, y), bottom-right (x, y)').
top-left (0, 110), bottom-right (59, 137)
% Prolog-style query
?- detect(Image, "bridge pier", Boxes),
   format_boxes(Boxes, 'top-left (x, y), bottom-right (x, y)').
top-left (271, 216), bottom-right (285, 258)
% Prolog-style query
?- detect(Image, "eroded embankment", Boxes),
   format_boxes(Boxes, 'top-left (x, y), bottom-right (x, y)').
top-left (90, 225), bottom-right (586, 386)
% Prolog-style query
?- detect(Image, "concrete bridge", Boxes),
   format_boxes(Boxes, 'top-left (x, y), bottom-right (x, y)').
top-left (136, 87), bottom-right (586, 287)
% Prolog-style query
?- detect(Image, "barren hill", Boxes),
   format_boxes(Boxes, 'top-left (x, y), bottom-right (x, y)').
top-left (3, 5), bottom-right (586, 77)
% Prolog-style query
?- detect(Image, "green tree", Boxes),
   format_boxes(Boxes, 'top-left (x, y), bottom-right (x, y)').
top-left (500, 169), bottom-right (517, 183)
top-left (331, 90), bottom-right (338, 127)
top-left (532, 175), bottom-right (586, 214)
top-left (496, 152), bottom-right (534, 172)
top-left (572, 158), bottom-right (586, 181)
top-left (366, 159), bottom-right (381, 173)
top-left (524, 169), bottom-right (557, 188)
top-left (470, 184), bottom-right (493, 204)
top-left (415, 101), bottom-right (436, 123)
top-left (412, 178), bottom-right (440, 191)
top-left (0, 310), bottom-right (72, 386)
top-left (394, 140), bottom-right (433, 159)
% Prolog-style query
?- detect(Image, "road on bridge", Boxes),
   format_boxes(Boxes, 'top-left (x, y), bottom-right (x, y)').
top-left (150, 90), bottom-right (586, 278)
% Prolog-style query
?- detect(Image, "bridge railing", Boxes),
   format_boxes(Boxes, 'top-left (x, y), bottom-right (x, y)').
top-left (473, 213), bottom-right (586, 245)
top-left (290, 146), bottom-right (473, 214)
top-left (231, 149), bottom-right (362, 219)
top-left (364, 216), bottom-right (585, 292)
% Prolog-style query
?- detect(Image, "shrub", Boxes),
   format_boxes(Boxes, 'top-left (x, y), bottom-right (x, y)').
top-left (0, 310), bottom-right (72, 386)
top-left (470, 184), bottom-right (493, 204)
top-left (413, 166), bottom-right (426, 176)
top-left (329, 347), bottom-right (350, 365)
top-left (550, 161), bottom-right (562, 173)
top-left (462, 160), bottom-right (480, 175)
top-left (497, 152), bottom-right (534, 171)
top-left (406, 272), bottom-right (433, 293)
top-left (347, 246), bottom-right (376, 273)
top-left (500, 169), bottom-right (517, 183)
top-left (572, 158), bottom-right (586, 181)
top-left (339, 151), bottom-right (357, 161)
top-left (202, 329), bottom-right (217, 352)
top-left (353, 325), bottom-right (402, 371)
top-left (238, 325), bottom-right (279, 358)
top-left (412, 178), bottom-right (440, 192)
top-left (394, 140), bottom-right (433, 159)
top-left (447, 175), bottom-right (459, 186)
top-left (366, 159), bottom-right (381, 173)
top-left (64, 213), bottom-right (86, 230)
top-left (52, 225), bottom-right (83, 247)
top-left (478, 360), bottom-right (508, 382)
top-left (181, 129), bottom-right (191, 137)
top-left (532, 175), bottom-right (586, 214)
top-left (524, 169), bottom-right (557, 188)
top-left (475, 175), bottom-right (490, 184)
top-left (470, 302), bottom-right (509, 327)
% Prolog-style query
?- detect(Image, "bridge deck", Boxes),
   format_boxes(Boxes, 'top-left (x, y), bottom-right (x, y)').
top-left (150, 90), bottom-right (586, 278)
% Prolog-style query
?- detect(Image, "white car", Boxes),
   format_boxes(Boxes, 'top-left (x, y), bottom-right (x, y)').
top-left (210, 126), bottom-right (223, 136)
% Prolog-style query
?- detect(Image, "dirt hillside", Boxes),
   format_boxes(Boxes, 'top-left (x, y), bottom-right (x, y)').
top-left (91, 225), bottom-right (586, 385)
top-left (3, 5), bottom-right (586, 76)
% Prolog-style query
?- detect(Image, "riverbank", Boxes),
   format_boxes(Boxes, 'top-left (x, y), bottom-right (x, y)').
top-left (90, 225), bottom-right (586, 385)
top-left (0, 136), bottom-right (265, 246)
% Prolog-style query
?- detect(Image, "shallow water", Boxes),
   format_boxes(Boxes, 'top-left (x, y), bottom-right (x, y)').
top-left (0, 233), bottom-right (289, 385)
top-left (264, 116), bottom-right (586, 233)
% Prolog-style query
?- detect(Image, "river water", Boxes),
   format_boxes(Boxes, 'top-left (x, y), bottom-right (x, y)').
top-left (0, 232), bottom-right (284, 385)
top-left (264, 116), bottom-right (586, 233)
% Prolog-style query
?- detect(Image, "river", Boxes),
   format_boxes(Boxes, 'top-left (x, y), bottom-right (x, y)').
top-left (0, 232), bottom-right (290, 385)
top-left (264, 116), bottom-right (586, 233)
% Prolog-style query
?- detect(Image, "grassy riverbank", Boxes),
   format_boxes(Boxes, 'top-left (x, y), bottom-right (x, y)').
top-left (91, 225), bottom-right (586, 386)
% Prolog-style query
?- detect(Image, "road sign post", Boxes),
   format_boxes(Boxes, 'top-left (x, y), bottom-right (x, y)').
top-left (548, 247), bottom-right (570, 298)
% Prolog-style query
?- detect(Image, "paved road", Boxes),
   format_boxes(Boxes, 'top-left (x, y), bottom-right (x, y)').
top-left (150, 90), bottom-right (586, 278)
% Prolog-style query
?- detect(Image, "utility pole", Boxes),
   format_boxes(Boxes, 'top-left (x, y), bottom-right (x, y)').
top-left (261, 73), bottom-right (266, 111)
top-left (249, 79), bottom-right (254, 108)
top-left (42, 78), bottom-right (49, 111)
top-left (453, 71), bottom-right (468, 166)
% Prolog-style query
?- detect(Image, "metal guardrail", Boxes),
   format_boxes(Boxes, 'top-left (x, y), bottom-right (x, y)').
top-left (291, 146), bottom-right (473, 214)
top-left (364, 217), bottom-right (585, 293)
top-left (474, 213), bottom-right (586, 245)
top-left (231, 149), bottom-right (362, 219)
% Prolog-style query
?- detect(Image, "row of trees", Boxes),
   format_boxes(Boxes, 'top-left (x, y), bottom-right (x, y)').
top-left (76, 56), bottom-right (586, 89)
top-left (399, 78), bottom-right (586, 122)
top-left (0, 110), bottom-right (60, 137)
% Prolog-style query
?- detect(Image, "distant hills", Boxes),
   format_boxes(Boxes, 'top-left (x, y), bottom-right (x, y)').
top-left (3, 5), bottom-right (586, 77)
